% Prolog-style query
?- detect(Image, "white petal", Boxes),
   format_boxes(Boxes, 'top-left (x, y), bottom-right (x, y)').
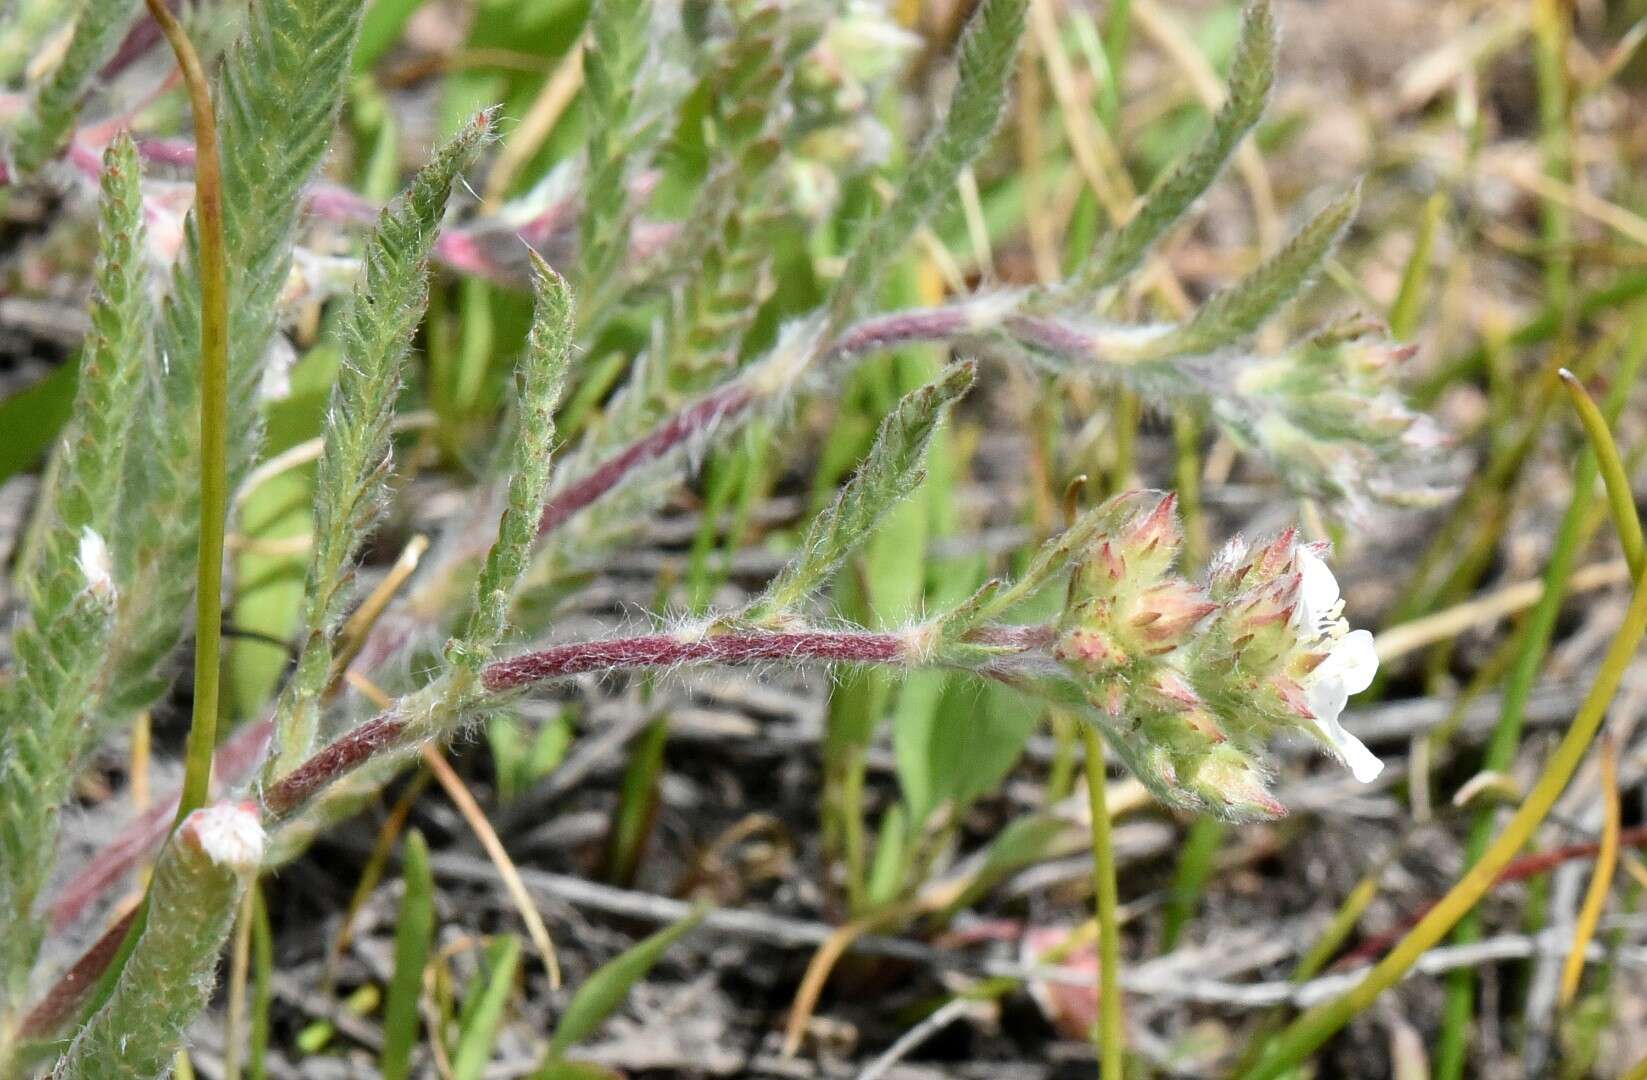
top-left (1332, 628), bottom-right (1379, 695)
top-left (1304, 670), bottom-right (1349, 728)
top-left (1301, 639), bottom-right (1384, 783)
top-left (1323, 717), bottom-right (1385, 783)
top-left (1302, 682), bottom-right (1384, 782)
top-left (1295, 546), bottom-right (1341, 632)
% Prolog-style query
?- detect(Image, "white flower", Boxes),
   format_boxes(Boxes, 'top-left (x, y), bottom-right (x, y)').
top-left (1293, 547), bottom-right (1383, 783)
top-left (77, 527), bottom-right (114, 596)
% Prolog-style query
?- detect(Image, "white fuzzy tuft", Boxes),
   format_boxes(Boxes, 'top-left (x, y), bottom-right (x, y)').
top-left (962, 289), bottom-right (1027, 331)
top-left (186, 802), bottom-right (266, 874)
top-left (78, 527), bottom-right (114, 595)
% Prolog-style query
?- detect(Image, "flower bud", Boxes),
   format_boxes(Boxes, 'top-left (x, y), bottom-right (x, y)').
top-left (1184, 748), bottom-right (1286, 821)
top-left (1114, 492), bottom-right (1180, 584)
top-left (1216, 573), bottom-right (1301, 673)
top-left (1054, 618), bottom-right (1130, 678)
top-left (1206, 529), bottom-right (1307, 601)
top-left (1129, 580), bottom-right (1217, 653)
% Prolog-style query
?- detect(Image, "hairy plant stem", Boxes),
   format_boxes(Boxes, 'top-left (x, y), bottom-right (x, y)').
top-left (536, 306), bottom-right (977, 536)
top-left (265, 628), bottom-right (922, 821)
top-left (1081, 723), bottom-right (1125, 1079)
top-left (532, 303), bottom-right (1149, 542)
top-left (143, 0), bottom-right (230, 825)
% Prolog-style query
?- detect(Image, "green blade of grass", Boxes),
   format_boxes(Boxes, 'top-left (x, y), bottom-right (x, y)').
top-left (1560, 367), bottom-right (1644, 577)
top-left (451, 935), bottom-right (521, 1080)
top-left (380, 829), bottom-right (435, 1080)
top-left (544, 908), bottom-right (707, 1060)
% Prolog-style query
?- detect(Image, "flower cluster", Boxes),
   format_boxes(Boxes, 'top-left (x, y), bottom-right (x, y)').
top-left (1207, 322), bottom-right (1454, 517)
top-left (1051, 493), bottom-right (1382, 820)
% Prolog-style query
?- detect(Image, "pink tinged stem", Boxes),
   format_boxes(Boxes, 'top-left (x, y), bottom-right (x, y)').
top-left (261, 710), bottom-right (409, 821)
top-left (535, 304), bottom-right (980, 540)
top-left (481, 629), bottom-right (909, 689)
top-left (537, 384), bottom-right (756, 535)
top-left (20, 907), bottom-right (138, 1039)
top-left (265, 629), bottom-right (908, 821)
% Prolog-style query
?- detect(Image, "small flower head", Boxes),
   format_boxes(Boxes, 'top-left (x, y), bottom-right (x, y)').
top-left (1045, 502), bottom-right (1383, 820)
top-left (1202, 325), bottom-right (1458, 517)
top-left (1057, 493), bottom-right (1206, 671)
top-left (1195, 535), bottom-right (1383, 783)
top-left (1206, 528), bottom-right (1306, 600)
top-left (1183, 747), bottom-right (1286, 821)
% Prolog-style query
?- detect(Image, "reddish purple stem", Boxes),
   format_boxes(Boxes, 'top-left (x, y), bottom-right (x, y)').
top-left (265, 629), bottom-right (906, 822)
top-left (537, 384), bottom-right (755, 534)
top-left (535, 304), bottom-right (981, 538)
top-left (262, 711), bottom-right (409, 820)
top-left (21, 907), bottom-right (138, 1039)
top-left (482, 629), bottom-right (907, 689)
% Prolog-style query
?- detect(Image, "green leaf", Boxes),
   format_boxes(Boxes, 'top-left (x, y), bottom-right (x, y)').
top-left (577, 0), bottom-right (655, 302)
top-left (544, 908), bottom-right (707, 1059)
top-left (380, 829), bottom-right (434, 1080)
top-left (451, 254), bottom-right (575, 668)
top-left (451, 935), bottom-right (521, 1080)
top-left (741, 362), bottom-right (974, 624)
top-left (0, 135), bottom-right (150, 1005)
top-left (107, 0), bottom-right (371, 719)
top-left (52, 805), bottom-right (260, 1078)
top-left (0, 361), bottom-right (77, 488)
top-left (9, 0), bottom-right (144, 173)
top-left (267, 112), bottom-right (492, 774)
top-left (1132, 186), bottom-right (1359, 362)
top-left (894, 677), bottom-right (1038, 828)
top-left (1061, 0), bottom-right (1275, 300)
top-left (827, 0), bottom-right (1028, 326)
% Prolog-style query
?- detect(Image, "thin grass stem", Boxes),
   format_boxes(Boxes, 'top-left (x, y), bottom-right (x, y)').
top-left (1080, 723), bottom-right (1124, 1079)
top-left (141, 0), bottom-right (229, 824)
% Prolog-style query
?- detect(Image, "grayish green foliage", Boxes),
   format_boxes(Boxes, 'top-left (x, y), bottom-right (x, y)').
top-left (267, 114), bottom-right (492, 776)
top-left (105, 0), bottom-right (369, 717)
top-left (826, 0), bottom-right (1028, 327)
top-left (577, 0), bottom-right (653, 305)
top-left (741, 363), bottom-right (974, 625)
top-left (0, 136), bottom-right (149, 1016)
top-left (8, 0), bottom-right (143, 173)
top-left (0, 0), bottom-right (1448, 1067)
top-left (452, 254), bottom-right (575, 667)
top-left (1057, 0), bottom-right (1275, 302)
top-left (1131, 186), bottom-right (1359, 361)
top-left (656, 2), bottom-right (821, 384)
top-left (52, 809), bottom-right (255, 1079)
